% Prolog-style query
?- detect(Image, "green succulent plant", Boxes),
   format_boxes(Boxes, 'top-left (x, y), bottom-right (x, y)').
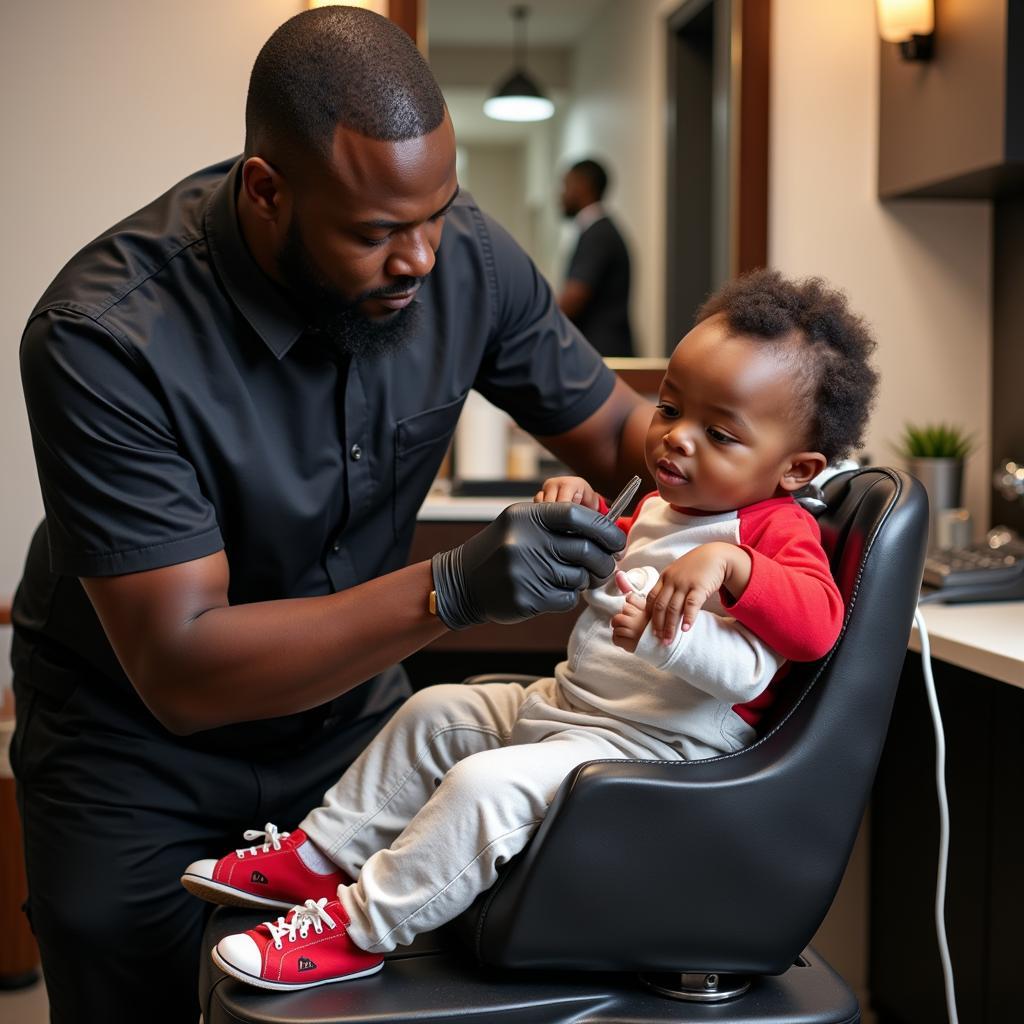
top-left (895, 422), bottom-right (974, 461)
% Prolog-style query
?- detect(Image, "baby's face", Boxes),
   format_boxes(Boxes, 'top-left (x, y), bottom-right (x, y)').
top-left (645, 315), bottom-right (811, 513)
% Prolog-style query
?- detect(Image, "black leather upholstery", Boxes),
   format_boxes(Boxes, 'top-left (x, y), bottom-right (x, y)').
top-left (456, 468), bottom-right (928, 975)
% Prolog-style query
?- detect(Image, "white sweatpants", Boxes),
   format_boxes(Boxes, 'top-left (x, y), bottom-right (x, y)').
top-left (299, 677), bottom-right (704, 953)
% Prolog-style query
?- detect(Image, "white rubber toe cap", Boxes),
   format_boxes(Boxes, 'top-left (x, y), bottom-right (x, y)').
top-left (217, 933), bottom-right (262, 976)
top-left (184, 857), bottom-right (218, 880)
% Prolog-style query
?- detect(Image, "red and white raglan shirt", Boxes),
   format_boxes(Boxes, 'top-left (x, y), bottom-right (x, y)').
top-left (555, 493), bottom-right (844, 757)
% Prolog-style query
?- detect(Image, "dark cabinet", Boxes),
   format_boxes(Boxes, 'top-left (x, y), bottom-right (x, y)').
top-left (869, 653), bottom-right (1024, 1022)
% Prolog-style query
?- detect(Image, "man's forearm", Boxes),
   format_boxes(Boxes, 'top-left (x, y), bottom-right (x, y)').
top-left (540, 378), bottom-right (654, 498)
top-left (615, 399), bottom-right (655, 491)
top-left (558, 279), bottom-right (590, 320)
top-left (124, 561), bottom-right (446, 735)
top-left (86, 497), bottom-right (623, 736)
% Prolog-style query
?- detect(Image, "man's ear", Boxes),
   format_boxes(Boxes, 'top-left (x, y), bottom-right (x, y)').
top-left (240, 156), bottom-right (290, 224)
top-left (778, 451), bottom-right (828, 492)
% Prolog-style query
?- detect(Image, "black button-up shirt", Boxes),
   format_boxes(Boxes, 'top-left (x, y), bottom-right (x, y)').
top-left (13, 157), bottom-right (614, 752)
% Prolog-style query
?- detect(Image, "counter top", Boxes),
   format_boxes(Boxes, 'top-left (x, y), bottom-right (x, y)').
top-left (910, 601), bottom-right (1024, 689)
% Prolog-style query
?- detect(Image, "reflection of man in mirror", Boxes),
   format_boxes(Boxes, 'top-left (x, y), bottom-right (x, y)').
top-left (558, 158), bottom-right (634, 358)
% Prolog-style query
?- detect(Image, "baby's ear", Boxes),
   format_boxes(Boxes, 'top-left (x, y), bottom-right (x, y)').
top-left (778, 451), bottom-right (828, 492)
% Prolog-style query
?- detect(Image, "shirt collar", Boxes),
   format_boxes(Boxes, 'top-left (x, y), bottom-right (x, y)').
top-left (574, 201), bottom-right (606, 234)
top-left (204, 158), bottom-right (306, 360)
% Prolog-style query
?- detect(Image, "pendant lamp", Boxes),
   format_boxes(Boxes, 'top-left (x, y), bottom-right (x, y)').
top-left (484, 6), bottom-right (554, 122)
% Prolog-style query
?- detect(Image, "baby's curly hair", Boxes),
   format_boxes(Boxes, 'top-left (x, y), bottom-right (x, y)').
top-left (695, 269), bottom-right (878, 463)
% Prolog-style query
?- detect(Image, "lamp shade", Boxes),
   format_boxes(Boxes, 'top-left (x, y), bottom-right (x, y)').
top-left (483, 71), bottom-right (554, 122)
top-left (876, 0), bottom-right (934, 43)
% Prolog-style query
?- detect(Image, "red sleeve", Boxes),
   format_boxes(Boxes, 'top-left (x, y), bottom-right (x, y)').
top-left (723, 502), bottom-right (843, 662)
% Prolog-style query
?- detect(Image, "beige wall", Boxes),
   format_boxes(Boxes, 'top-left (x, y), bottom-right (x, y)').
top-left (770, 0), bottom-right (992, 529)
top-left (458, 143), bottom-right (532, 263)
top-left (0, 0), bottom-right (302, 595)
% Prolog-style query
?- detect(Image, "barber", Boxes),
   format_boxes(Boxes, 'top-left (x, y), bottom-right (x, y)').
top-left (10, 8), bottom-right (650, 1024)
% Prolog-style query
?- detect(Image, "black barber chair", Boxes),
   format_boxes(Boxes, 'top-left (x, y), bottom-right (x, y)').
top-left (199, 467), bottom-right (928, 1024)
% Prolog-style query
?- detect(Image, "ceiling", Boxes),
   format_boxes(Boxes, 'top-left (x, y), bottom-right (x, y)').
top-left (426, 0), bottom-right (609, 48)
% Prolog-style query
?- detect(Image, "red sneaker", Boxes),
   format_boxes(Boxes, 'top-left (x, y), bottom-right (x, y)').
top-left (212, 898), bottom-right (383, 991)
top-left (181, 823), bottom-right (349, 911)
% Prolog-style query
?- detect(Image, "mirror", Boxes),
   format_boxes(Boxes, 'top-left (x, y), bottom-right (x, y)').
top-left (666, 0), bottom-right (769, 350)
top-left (424, 0), bottom-right (770, 357)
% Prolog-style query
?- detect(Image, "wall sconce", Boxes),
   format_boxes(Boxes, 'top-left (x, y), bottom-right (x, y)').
top-left (484, 6), bottom-right (554, 122)
top-left (876, 0), bottom-right (935, 61)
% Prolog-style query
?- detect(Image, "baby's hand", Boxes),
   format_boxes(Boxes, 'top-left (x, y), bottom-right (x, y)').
top-left (610, 570), bottom-right (650, 653)
top-left (533, 475), bottom-right (600, 510)
top-left (647, 543), bottom-right (750, 644)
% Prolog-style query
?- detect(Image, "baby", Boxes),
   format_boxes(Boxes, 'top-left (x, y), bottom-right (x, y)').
top-left (181, 268), bottom-right (878, 991)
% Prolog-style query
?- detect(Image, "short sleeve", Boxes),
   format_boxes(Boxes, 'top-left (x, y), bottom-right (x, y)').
top-left (471, 212), bottom-right (615, 437)
top-left (20, 308), bottom-right (224, 577)
top-left (565, 224), bottom-right (609, 290)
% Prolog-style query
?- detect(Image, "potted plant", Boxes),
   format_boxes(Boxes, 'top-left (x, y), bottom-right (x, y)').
top-left (895, 423), bottom-right (973, 542)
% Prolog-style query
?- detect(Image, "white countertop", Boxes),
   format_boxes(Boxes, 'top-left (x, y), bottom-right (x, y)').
top-left (910, 600), bottom-right (1024, 689)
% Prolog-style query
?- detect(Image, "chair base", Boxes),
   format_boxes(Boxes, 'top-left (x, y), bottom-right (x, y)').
top-left (639, 970), bottom-right (751, 1002)
top-left (200, 909), bottom-right (860, 1024)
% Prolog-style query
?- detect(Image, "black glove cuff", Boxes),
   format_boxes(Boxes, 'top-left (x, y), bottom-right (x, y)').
top-left (431, 548), bottom-right (485, 631)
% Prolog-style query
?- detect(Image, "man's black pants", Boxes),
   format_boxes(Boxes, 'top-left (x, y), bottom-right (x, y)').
top-left (11, 675), bottom-right (396, 1024)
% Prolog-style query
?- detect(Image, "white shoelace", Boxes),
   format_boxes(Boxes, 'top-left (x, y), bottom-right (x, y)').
top-left (264, 898), bottom-right (338, 950)
top-left (235, 822), bottom-right (290, 859)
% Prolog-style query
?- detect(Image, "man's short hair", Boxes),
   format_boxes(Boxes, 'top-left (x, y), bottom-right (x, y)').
top-left (696, 269), bottom-right (879, 463)
top-left (570, 159), bottom-right (610, 201)
top-left (245, 7), bottom-right (445, 161)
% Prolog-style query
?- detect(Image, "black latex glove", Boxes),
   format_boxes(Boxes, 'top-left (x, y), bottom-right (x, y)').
top-left (430, 501), bottom-right (627, 630)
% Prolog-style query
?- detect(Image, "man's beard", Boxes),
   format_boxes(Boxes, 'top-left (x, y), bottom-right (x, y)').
top-left (278, 218), bottom-right (422, 362)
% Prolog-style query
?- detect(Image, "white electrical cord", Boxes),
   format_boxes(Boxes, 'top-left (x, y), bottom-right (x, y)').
top-left (913, 606), bottom-right (959, 1024)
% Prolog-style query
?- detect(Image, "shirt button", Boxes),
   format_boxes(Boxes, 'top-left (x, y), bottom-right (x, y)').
top-left (331, 540), bottom-right (340, 553)
top-left (350, 444), bottom-right (363, 461)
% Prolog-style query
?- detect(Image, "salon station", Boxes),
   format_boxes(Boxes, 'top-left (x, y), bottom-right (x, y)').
top-left (1, 2), bottom-right (1022, 1024)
